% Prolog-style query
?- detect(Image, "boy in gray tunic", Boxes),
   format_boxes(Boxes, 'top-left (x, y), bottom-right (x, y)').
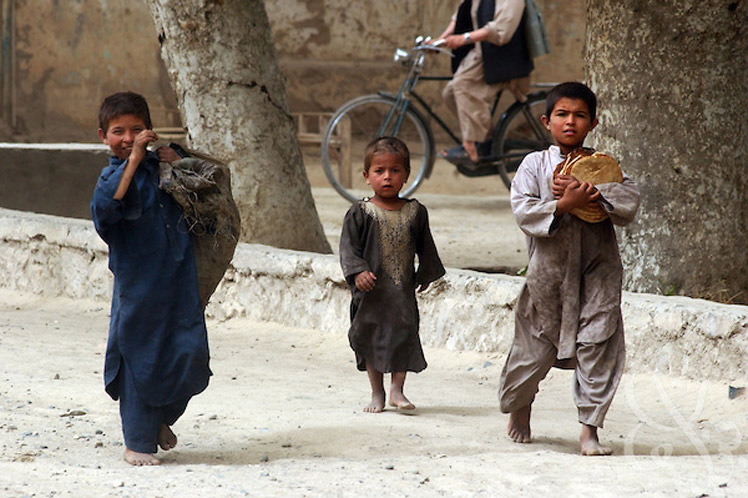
top-left (498, 82), bottom-right (640, 455)
top-left (340, 137), bottom-right (445, 413)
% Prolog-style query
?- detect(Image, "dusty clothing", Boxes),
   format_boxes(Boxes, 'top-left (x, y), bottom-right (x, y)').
top-left (91, 152), bottom-right (211, 410)
top-left (339, 199), bottom-right (445, 373)
top-left (498, 145), bottom-right (640, 427)
top-left (118, 360), bottom-right (189, 454)
top-left (443, 0), bottom-right (531, 143)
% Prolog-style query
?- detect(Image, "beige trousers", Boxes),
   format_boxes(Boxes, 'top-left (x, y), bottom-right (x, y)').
top-left (498, 295), bottom-right (626, 428)
top-left (442, 49), bottom-right (529, 143)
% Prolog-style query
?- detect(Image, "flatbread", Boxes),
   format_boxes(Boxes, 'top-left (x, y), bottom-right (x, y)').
top-left (566, 153), bottom-right (623, 184)
top-left (557, 150), bottom-right (622, 223)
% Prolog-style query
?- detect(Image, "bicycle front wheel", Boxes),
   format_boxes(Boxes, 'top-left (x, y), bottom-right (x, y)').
top-left (492, 91), bottom-right (552, 190)
top-left (320, 94), bottom-right (435, 202)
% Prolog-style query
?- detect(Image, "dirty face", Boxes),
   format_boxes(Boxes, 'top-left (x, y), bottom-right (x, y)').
top-left (541, 97), bottom-right (598, 155)
top-left (98, 114), bottom-right (149, 160)
top-left (363, 153), bottom-right (409, 200)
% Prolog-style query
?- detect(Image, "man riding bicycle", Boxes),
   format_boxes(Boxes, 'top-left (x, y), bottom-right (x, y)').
top-left (433, 0), bottom-right (533, 166)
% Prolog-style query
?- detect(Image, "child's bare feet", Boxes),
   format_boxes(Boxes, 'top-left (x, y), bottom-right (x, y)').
top-left (507, 404), bottom-right (532, 443)
top-left (580, 424), bottom-right (612, 456)
top-left (364, 390), bottom-right (386, 413)
top-left (158, 424), bottom-right (178, 451)
top-left (388, 371), bottom-right (415, 410)
top-left (124, 448), bottom-right (161, 466)
top-left (388, 390), bottom-right (415, 410)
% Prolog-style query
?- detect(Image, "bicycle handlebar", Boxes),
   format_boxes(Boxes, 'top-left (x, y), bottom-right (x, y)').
top-left (413, 36), bottom-right (453, 56)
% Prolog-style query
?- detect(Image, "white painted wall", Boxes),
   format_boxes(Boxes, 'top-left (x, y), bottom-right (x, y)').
top-left (2, 207), bottom-right (746, 382)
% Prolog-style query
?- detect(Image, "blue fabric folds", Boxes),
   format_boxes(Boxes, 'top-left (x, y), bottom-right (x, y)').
top-left (91, 152), bottom-right (211, 407)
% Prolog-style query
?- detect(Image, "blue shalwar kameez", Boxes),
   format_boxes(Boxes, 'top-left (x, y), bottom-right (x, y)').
top-left (91, 151), bottom-right (211, 453)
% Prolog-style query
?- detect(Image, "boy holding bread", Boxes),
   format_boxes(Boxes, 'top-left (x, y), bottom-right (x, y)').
top-left (498, 82), bottom-right (640, 455)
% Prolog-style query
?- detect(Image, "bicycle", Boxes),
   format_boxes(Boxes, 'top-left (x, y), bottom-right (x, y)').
top-left (320, 36), bottom-right (554, 202)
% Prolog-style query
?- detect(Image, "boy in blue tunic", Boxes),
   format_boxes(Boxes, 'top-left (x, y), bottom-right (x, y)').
top-left (91, 92), bottom-right (211, 466)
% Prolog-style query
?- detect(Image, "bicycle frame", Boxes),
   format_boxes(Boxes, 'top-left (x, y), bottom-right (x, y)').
top-left (387, 78), bottom-right (537, 163)
top-left (381, 43), bottom-right (530, 161)
top-left (320, 37), bottom-right (555, 200)
top-left (376, 50), bottom-right (426, 138)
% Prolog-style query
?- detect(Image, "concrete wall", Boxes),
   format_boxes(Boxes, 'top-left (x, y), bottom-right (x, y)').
top-left (0, 0), bottom-right (584, 142)
top-left (2, 207), bottom-right (747, 383)
top-left (0, 143), bottom-right (109, 219)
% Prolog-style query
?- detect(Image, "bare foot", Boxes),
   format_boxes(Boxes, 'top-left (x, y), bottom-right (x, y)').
top-left (364, 390), bottom-right (385, 413)
top-left (580, 424), bottom-right (613, 456)
top-left (507, 404), bottom-right (532, 443)
top-left (158, 424), bottom-right (177, 451)
top-left (123, 448), bottom-right (161, 466)
top-left (389, 391), bottom-right (415, 410)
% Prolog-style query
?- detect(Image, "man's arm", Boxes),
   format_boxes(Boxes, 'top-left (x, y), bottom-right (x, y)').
top-left (441, 0), bottom-right (525, 49)
top-left (483, 0), bottom-right (526, 46)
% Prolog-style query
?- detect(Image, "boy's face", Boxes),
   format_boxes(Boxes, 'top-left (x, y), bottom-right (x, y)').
top-left (541, 97), bottom-right (598, 155)
top-left (363, 153), bottom-right (409, 200)
top-left (98, 114), bottom-right (150, 160)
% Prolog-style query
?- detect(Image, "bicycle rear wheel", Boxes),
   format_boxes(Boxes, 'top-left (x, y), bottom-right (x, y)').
top-left (320, 94), bottom-right (435, 202)
top-left (492, 91), bottom-right (552, 190)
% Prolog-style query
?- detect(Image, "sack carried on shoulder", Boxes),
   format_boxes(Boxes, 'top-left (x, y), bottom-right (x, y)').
top-left (524, 0), bottom-right (551, 59)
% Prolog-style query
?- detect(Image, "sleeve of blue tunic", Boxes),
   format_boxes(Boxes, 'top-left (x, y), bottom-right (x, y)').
top-left (91, 157), bottom-right (143, 243)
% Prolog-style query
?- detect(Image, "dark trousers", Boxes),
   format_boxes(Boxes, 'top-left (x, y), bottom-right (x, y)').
top-left (118, 362), bottom-right (190, 453)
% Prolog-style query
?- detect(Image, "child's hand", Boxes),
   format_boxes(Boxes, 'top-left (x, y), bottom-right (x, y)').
top-left (156, 145), bottom-right (182, 165)
top-left (131, 129), bottom-right (158, 162)
top-left (556, 181), bottom-right (601, 215)
top-left (552, 174), bottom-right (576, 199)
top-left (354, 271), bottom-right (377, 292)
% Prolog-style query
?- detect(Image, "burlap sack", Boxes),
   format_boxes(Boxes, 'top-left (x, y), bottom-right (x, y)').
top-left (159, 156), bottom-right (241, 307)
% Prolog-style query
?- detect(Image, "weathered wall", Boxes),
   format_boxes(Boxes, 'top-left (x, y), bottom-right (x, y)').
top-left (2, 207), bottom-right (747, 383)
top-left (1, 0), bottom-right (584, 142)
top-left (270, 0), bottom-right (586, 139)
top-left (7, 0), bottom-right (177, 141)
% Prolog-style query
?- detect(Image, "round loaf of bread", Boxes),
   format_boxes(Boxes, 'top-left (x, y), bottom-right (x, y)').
top-left (567, 153), bottom-right (623, 184)
top-left (560, 152), bottom-right (622, 223)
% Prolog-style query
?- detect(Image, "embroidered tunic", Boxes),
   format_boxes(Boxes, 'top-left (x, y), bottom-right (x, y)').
top-left (339, 199), bottom-right (445, 373)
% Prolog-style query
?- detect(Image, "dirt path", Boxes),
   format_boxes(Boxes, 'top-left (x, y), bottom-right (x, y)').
top-left (1, 289), bottom-right (747, 497)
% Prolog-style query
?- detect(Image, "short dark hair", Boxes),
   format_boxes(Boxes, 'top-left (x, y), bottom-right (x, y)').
top-left (363, 136), bottom-right (410, 174)
top-left (98, 91), bottom-right (152, 132)
top-left (545, 82), bottom-right (597, 121)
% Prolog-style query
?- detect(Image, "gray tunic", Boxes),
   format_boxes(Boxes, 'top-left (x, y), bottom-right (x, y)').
top-left (340, 199), bottom-right (445, 373)
top-left (499, 145), bottom-right (640, 427)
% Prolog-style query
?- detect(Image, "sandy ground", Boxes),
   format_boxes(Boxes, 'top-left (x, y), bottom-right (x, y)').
top-left (2, 288), bottom-right (748, 497)
top-left (2, 148), bottom-right (747, 496)
top-left (304, 148), bottom-right (529, 274)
